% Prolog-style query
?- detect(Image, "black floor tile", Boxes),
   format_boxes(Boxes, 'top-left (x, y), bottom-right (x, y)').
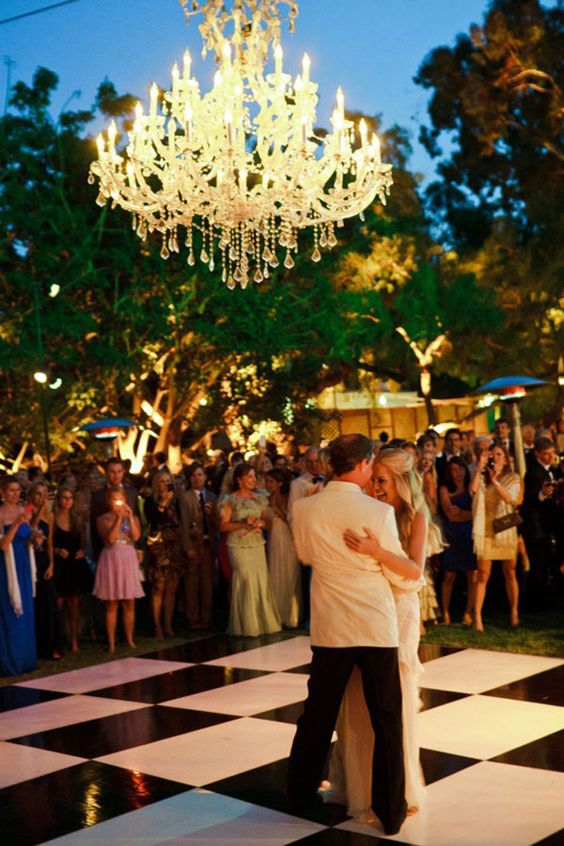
top-left (418, 643), bottom-right (465, 663)
top-left (86, 663), bottom-right (270, 703)
top-left (420, 747), bottom-right (479, 784)
top-left (483, 665), bottom-right (564, 707)
top-left (254, 701), bottom-right (305, 724)
top-left (491, 730), bottom-right (564, 772)
top-left (0, 685), bottom-right (69, 712)
top-left (286, 664), bottom-right (312, 674)
top-left (0, 761), bottom-right (189, 846)
top-left (419, 687), bottom-right (469, 712)
top-left (532, 829), bottom-right (564, 845)
top-left (139, 631), bottom-right (293, 663)
top-left (11, 705), bottom-right (235, 758)
top-left (292, 829), bottom-right (411, 845)
top-left (207, 757), bottom-right (350, 827)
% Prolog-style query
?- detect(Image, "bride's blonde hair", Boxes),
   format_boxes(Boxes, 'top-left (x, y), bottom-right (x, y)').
top-left (373, 449), bottom-right (443, 554)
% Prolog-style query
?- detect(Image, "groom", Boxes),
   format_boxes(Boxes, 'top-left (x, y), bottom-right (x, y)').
top-left (287, 434), bottom-right (409, 835)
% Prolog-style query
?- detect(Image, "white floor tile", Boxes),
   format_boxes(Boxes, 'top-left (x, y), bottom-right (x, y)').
top-left (15, 657), bottom-right (192, 694)
top-left (46, 789), bottom-right (326, 845)
top-left (421, 649), bottom-right (563, 694)
top-left (97, 717), bottom-right (296, 786)
top-left (205, 637), bottom-right (312, 671)
top-left (161, 671), bottom-right (308, 716)
top-left (0, 695), bottom-right (148, 740)
top-left (339, 761), bottom-right (564, 845)
top-left (0, 741), bottom-right (85, 787)
top-left (419, 694), bottom-right (564, 759)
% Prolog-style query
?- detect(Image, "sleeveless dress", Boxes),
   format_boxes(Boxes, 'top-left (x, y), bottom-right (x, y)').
top-left (324, 587), bottom-right (425, 820)
top-left (441, 489), bottom-right (477, 572)
top-left (93, 519), bottom-right (144, 601)
top-left (0, 523), bottom-right (37, 676)
top-left (34, 518), bottom-right (63, 659)
top-left (267, 509), bottom-right (303, 628)
top-left (143, 497), bottom-right (184, 582)
top-left (53, 523), bottom-right (89, 597)
top-left (221, 494), bottom-right (281, 636)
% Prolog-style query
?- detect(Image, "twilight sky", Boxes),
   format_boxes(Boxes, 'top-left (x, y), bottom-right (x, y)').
top-left (1, 0), bottom-right (502, 179)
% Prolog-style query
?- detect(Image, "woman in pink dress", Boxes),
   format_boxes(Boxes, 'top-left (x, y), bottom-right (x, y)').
top-left (93, 486), bottom-right (144, 653)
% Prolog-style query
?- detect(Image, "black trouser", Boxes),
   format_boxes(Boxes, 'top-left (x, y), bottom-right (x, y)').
top-left (287, 645), bottom-right (406, 835)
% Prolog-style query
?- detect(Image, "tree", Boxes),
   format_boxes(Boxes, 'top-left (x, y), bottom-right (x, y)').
top-left (414, 0), bottom-right (563, 388)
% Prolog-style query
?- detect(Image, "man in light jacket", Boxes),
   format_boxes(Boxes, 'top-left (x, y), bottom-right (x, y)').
top-left (287, 434), bottom-right (412, 836)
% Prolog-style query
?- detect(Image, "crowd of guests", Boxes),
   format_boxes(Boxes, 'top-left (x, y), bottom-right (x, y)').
top-left (0, 419), bottom-right (562, 678)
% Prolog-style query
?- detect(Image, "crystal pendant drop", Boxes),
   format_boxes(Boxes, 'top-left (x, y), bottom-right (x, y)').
top-left (87, 173), bottom-right (95, 185)
top-left (284, 252), bottom-right (295, 269)
top-left (95, 192), bottom-right (107, 207)
top-left (319, 231), bottom-right (328, 248)
top-left (328, 232), bottom-right (337, 248)
top-left (311, 247), bottom-right (321, 262)
top-left (209, 258), bottom-right (215, 271)
top-left (187, 251), bottom-right (196, 266)
top-left (263, 264), bottom-right (270, 279)
top-left (254, 268), bottom-right (264, 284)
top-left (200, 249), bottom-right (209, 263)
top-left (233, 266), bottom-right (242, 283)
top-left (161, 244), bottom-right (170, 260)
top-left (269, 255), bottom-right (279, 268)
top-left (240, 274), bottom-right (249, 289)
top-left (226, 275), bottom-right (236, 290)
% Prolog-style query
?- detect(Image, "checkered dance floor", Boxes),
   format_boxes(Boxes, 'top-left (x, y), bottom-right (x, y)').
top-left (1, 633), bottom-right (563, 845)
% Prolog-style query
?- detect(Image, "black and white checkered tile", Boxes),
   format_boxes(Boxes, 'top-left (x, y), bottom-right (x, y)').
top-left (1, 633), bottom-right (563, 845)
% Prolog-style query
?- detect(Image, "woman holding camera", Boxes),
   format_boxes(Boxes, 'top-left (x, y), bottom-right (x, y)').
top-left (144, 471), bottom-right (183, 639)
top-left (470, 445), bottom-right (522, 631)
top-left (93, 486), bottom-right (143, 652)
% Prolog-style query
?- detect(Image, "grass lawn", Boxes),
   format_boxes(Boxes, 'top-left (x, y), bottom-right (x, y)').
top-left (421, 609), bottom-right (564, 658)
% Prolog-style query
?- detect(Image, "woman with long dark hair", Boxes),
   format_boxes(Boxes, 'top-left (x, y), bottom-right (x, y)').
top-left (439, 456), bottom-right (477, 626)
top-left (470, 444), bottom-right (521, 630)
top-left (52, 486), bottom-right (89, 653)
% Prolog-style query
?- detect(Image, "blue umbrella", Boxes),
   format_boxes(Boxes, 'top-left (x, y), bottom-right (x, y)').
top-left (80, 418), bottom-right (135, 431)
top-left (471, 376), bottom-right (548, 395)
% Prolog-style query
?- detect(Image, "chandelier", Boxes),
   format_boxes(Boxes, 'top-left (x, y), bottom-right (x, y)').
top-left (89, 0), bottom-right (393, 289)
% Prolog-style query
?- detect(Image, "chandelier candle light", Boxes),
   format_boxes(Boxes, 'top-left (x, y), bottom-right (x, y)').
top-left (89, 0), bottom-right (393, 289)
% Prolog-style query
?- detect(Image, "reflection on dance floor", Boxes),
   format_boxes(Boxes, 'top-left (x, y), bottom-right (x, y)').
top-left (1, 633), bottom-right (563, 845)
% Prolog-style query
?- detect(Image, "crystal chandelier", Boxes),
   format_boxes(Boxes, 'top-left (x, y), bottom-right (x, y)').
top-left (89, 0), bottom-right (393, 289)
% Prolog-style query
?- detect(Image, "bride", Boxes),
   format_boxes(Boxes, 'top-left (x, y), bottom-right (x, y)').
top-left (324, 448), bottom-right (442, 823)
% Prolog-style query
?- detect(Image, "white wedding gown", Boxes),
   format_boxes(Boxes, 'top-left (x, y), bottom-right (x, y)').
top-left (323, 586), bottom-right (426, 821)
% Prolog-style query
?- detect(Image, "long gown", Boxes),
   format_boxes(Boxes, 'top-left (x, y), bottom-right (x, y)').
top-left (324, 587), bottom-right (425, 821)
top-left (222, 494), bottom-right (281, 637)
top-left (34, 518), bottom-right (63, 659)
top-left (0, 523), bottom-right (37, 676)
top-left (267, 511), bottom-right (303, 628)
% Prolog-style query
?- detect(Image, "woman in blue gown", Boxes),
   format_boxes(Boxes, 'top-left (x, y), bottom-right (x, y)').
top-left (0, 477), bottom-right (37, 676)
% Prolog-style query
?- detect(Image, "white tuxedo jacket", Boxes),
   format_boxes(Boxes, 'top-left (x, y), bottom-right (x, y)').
top-left (292, 480), bottom-right (417, 648)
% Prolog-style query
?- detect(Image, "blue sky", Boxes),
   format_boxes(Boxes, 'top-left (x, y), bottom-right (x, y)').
top-left (0, 0), bottom-right (504, 179)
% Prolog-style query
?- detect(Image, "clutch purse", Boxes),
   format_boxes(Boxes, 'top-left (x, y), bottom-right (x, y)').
top-left (492, 510), bottom-right (523, 533)
top-left (146, 531), bottom-right (163, 545)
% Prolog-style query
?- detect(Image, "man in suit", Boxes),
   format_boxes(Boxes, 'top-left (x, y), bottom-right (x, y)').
top-left (90, 457), bottom-right (140, 561)
top-left (435, 427), bottom-right (461, 486)
top-left (179, 463), bottom-right (218, 629)
top-left (522, 436), bottom-right (560, 597)
top-left (287, 434), bottom-right (412, 836)
top-left (493, 418), bottom-right (515, 459)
